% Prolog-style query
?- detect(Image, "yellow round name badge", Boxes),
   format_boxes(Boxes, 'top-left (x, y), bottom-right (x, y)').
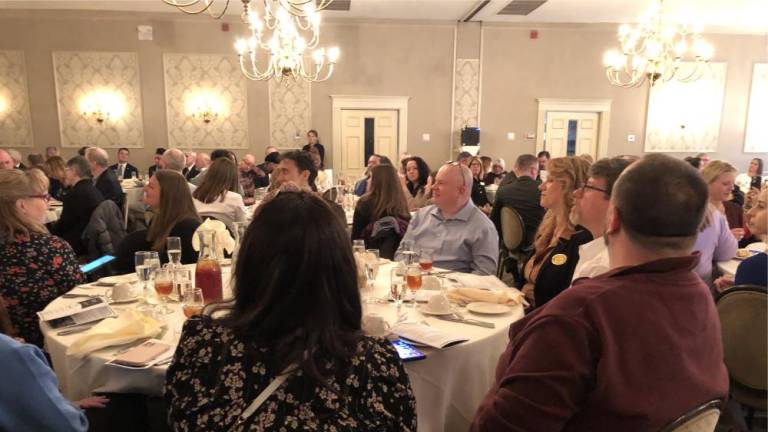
top-left (551, 253), bottom-right (568, 266)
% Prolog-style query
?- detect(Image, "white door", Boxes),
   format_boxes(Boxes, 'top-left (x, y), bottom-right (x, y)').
top-left (339, 109), bottom-right (398, 178)
top-left (544, 111), bottom-right (599, 159)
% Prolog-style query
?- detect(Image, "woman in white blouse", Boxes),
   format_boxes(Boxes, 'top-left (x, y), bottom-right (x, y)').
top-left (192, 157), bottom-right (246, 232)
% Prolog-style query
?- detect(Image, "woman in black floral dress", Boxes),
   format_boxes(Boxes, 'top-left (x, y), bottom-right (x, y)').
top-left (0, 170), bottom-right (85, 347)
top-left (165, 190), bottom-right (417, 431)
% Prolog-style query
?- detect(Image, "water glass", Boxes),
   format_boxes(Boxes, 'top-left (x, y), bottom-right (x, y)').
top-left (172, 267), bottom-right (193, 301)
top-left (135, 251), bottom-right (152, 298)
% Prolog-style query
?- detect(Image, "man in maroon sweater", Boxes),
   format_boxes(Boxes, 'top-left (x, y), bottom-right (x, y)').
top-left (471, 154), bottom-right (729, 431)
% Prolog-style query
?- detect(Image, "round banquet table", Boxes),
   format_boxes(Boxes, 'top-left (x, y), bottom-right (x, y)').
top-left (41, 262), bottom-right (524, 432)
top-left (716, 259), bottom-right (739, 277)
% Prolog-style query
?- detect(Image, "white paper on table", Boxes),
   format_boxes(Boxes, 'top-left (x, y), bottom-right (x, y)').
top-left (391, 322), bottom-right (468, 349)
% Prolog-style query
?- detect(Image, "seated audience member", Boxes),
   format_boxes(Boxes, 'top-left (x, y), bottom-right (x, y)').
top-left (483, 158), bottom-right (506, 186)
top-left (86, 147), bottom-right (124, 210)
top-left (481, 156), bottom-right (493, 178)
top-left (191, 149), bottom-right (241, 190)
top-left (43, 155), bottom-right (67, 201)
top-left (401, 156), bottom-right (433, 210)
top-left (490, 154), bottom-right (544, 251)
top-left (182, 151), bottom-right (196, 178)
top-left (0, 170), bottom-right (85, 347)
top-left (578, 153), bottom-right (594, 164)
top-left (45, 146), bottom-right (59, 160)
top-left (165, 191), bottom-right (416, 431)
top-left (147, 147), bottom-right (165, 177)
top-left (8, 149), bottom-right (25, 170)
top-left (456, 151), bottom-right (472, 166)
top-left (536, 150), bottom-right (550, 181)
top-left (161, 148), bottom-right (196, 192)
top-left (114, 170), bottom-right (201, 273)
top-left (468, 156), bottom-right (491, 214)
top-left (398, 163), bottom-right (498, 275)
top-left (185, 152), bottom-right (208, 182)
top-left (192, 158), bottom-right (246, 233)
top-left (684, 156), bottom-right (701, 170)
top-left (238, 153), bottom-right (258, 197)
top-left (702, 161), bottom-right (745, 240)
top-left (353, 165), bottom-right (411, 259)
top-left (258, 150), bottom-right (280, 187)
top-left (696, 152), bottom-right (711, 169)
top-left (716, 188), bottom-right (768, 290)
top-left (51, 156), bottom-right (104, 255)
top-left (521, 156), bottom-right (591, 307)
top-left (471, 154), bottom-right (729, 431)
top-left (0, 149), bottom-right (14, 169)
top-left (570, 157), bottom-right (633, 280)
top-left (27, 153), bottom-right (44, 169)
top-left (735, 157), bottom-right (763, 204)
top-left (109, 147), bottom-right (139, 180)
top-left (309, 146), bottom-right (333, 192)
top-left (77, 146), bottom-right (89, 157)
top-left (354, 154), bottom-right (391, 196)
top-left (692, 203), bottom-right (738, 288)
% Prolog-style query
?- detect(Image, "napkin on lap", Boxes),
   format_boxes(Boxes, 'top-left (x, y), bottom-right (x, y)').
top-left (66, 310), bottom-right (163, 357)
top-left (446, 287), bottom-right (527, 306)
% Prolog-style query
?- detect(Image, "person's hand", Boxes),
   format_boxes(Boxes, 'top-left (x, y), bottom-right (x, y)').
top-left (398, 173), bottom-right (407, 188)
top-left (481, 203), bottom-right (492, 215)
top-left (731, 228), bottom-right (745, 241)
top-left (75, 395), bottom-right (110, 409)
top-left (424, 176), bottom-right (434, 196)
top-left (714, 276), bottom-right (734, 293)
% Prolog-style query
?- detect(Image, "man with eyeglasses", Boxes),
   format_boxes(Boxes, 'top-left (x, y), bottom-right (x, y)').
top-left (397, 162), bottom-right (499, 275)
top-left (569, 157), bottom-right (633, 280)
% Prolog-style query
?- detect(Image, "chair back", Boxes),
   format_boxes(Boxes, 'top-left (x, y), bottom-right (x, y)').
top-left (659, 400), bottom-right (721, 432)
top-left (716, 285), bottom-right (768, 391)
top-left (500, 206), bottom-right (525, 251)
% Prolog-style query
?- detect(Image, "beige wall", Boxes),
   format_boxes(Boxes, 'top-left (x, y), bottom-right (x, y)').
top-left (0, 10), bottom-right (765, 174)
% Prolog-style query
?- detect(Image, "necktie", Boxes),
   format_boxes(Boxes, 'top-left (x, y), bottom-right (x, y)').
top-left (118, 164), bottom-right (125, 178)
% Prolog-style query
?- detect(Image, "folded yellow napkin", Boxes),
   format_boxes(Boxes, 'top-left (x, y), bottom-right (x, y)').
top-left (192, 220), bottom-right (235, 258)
top-left (66, 310), bottom-right (163, 357)
top-left (446, 287), bottom-right (528, 306)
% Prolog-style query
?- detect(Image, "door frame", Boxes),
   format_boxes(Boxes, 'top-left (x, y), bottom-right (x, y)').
top-left (535, 98), bottom-right (612, 159)
top-left (330, 95), bottom-right (409, 171)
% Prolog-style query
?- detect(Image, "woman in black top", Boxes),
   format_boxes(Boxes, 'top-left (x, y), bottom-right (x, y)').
top-left (43, 156), bottom-right (67, 201)
top-left (353, 165), bottom-right (411, 259)
top-left (302, 129), bottom-right (325, 169)
top-left (469, 157), bottom-right (491, 214)
top-left (114, 170), bottom-right (201, 273)
top-left (165, 191), bottom-right (416, 431)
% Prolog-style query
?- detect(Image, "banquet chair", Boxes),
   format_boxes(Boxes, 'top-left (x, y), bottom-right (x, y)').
top-left (659, 400), bottom-right (721, 432)
top-left (497, 206), bottom-right (526, 283)
top-left (716, 285), bottom-right (768, 429)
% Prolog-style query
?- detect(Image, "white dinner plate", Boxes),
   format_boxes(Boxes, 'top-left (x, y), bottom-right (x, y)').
top-left (466, 302), bottom-right (511, 315)
top-left (98, 274), bottom-right (139, 286)
top-left (417, 305), bottom-right (457, 316)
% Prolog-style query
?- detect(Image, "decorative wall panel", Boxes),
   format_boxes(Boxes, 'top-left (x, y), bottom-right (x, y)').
top-left (644, 62), bottom-right (727, 152)
top-left (0, 50), bottom-right (33, 148)
top-left (269, 79), bottom-right (311, 149)
top-left (53, 51), bottom-right (144, 148)
top-left (164, 54), bottom-right (248, 149)
top-left (744, 63), bottom-right (768, 153)
top-left (453, 59), bottom-right (480, 131)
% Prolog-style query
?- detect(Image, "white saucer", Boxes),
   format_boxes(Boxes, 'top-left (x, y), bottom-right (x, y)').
top-left (466, 302), bottom-right (511, 315)
top-left (98, 274), bottom-right (139, 286)
top-left (417, 305), bottom-right (457, 316)
top-left (109, 295), bottom-right (141, 304)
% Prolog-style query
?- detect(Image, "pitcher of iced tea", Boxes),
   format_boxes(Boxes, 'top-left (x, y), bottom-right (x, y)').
top-left (195, 229), bottom-right (223, 304)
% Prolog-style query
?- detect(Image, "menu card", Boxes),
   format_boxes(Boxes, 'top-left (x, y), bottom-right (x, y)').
top-left (38, 297), bottom-right (116, 329)
top-left (391, 322), bottom-right (468, 349)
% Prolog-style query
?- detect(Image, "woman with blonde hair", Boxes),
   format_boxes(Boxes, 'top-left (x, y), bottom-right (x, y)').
top-left (115, 170), bottom-right (201, 273)
top-left (43, 155), bottom-right (67, 201)
top-left (0, 169), bottom-right (84, 347)
top-left (192, 157), bottom-right (246, 233)
top-left (701, 161), bottom-right (744, 240)
top-left (522, 156), bottom-right (591, 308)
top-left (468, 156), bottom-right (491, 214)
top-left (692, 202), bottom-right (738, 288)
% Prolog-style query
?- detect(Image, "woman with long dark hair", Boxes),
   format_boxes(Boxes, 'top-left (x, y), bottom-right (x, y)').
top-left (165, 191), bottom-right (416, 430)
top-left (192, 157), bottom-right (246, 232)
top-left (302, 129), bottom-right (325, 169)
top-left (400, 156), bottom-right (432, 210)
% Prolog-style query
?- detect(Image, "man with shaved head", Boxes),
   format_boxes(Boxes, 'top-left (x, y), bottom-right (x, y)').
top-left (397, 162), bottom-right (498, 275)
top-left (85, 146), bottom-right (123, 210)
top-left (0, 149), bottom-right (13, 170)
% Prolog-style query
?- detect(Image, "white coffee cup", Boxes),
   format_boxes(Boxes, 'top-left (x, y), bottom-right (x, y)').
top-left (107, 283), bottom-right (138, 302)
top-left (427, 294), bottom-right (452, 313)
top-left (362, 313), bottom-right (391, 337)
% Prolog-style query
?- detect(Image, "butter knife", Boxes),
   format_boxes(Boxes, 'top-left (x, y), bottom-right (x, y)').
top-left (435, 315), bottom-right (495, 328)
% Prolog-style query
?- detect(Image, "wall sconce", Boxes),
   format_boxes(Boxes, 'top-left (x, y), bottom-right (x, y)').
top-left (186, 92), bottom-right (223, 124)
top-left (80, 91), bottom-right (124, 124)
top-left (0, 97), bottom-right (7, 118)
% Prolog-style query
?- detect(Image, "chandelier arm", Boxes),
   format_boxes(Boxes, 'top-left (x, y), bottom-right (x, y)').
top-left (206, 0), bottom-right (230, 19)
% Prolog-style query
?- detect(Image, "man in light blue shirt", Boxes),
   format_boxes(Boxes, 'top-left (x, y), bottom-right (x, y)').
top-left (0, 333), bottom-right (89, 431)
top-left (398, 162), bottom-right (499, 275)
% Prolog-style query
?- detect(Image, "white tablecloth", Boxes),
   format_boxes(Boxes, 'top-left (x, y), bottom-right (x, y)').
top-left (41, 263), bottom-right (523, 432)
top-left (716, 259), bottom-right (739, 276)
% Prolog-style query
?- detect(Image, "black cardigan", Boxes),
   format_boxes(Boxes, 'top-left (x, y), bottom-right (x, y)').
top-left (530, 227), bottom-right (593, 308)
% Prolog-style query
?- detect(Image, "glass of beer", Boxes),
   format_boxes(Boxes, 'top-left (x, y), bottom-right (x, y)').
top-left (182, 287), bottom-right (205, 319)
top-left (419, 249), bottom-right (434, 272)
top-left (406, 264), bottom-right (423, 308)
top-left (153, 267), bottom-right (174, 314)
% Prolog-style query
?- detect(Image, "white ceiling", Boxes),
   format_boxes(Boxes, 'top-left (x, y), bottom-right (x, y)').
top-left (1, 0), bottom-right (767, 33)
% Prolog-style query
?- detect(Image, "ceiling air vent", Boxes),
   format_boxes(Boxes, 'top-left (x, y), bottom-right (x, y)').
top-left (497, 0), bottom-right (547, 16)
top-left (325, 0), bottom-right (351, 11)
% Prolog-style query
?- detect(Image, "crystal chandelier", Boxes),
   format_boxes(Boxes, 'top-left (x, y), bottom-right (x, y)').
top-left (162, 0), bottom-right (334, 18)
top-left (602, 0), bottom-right (714, 88)
top-left (234, 2), bottom-right (339, 82)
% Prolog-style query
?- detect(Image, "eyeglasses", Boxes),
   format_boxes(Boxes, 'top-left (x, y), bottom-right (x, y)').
top-left (580, 184), bottom-right (608, 195)
top-left (27, 194), bottom-right (51, 202)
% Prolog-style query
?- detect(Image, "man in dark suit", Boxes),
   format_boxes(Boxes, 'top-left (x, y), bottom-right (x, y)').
top-left (109, 147), bottom-right (139, 179)
top-left (51, 156), bottom-right (104, 255)
top-left (182, 151), bottom-right (196, 178)
top-left (148, 147), bottom-right (165, 177)
top-left (86, 147), bottom-right (124, 211)
top-left (490, 154), bottom-right (545, 250)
